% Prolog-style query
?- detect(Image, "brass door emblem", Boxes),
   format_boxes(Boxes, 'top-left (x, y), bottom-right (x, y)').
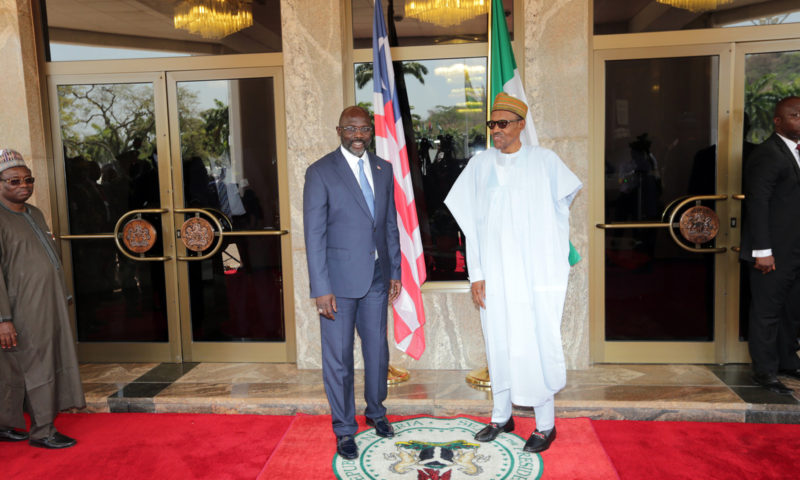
top-left (122, 219), bottom-right (157, 253)
top-left (181, 217), bottom-right (215, 252)
top-left (679, 206), bottom-right (719, 244)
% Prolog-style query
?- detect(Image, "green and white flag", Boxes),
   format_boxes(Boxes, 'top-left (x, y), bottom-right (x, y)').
top-left (490, 0), bottom-right (581, 265)
top-left (490, 0), bottom-right (538, 146)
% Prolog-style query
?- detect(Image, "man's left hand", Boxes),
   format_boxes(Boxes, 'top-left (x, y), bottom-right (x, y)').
top-left (389, 280), bottom-right (401, 304)
top-left (0, 322), bottom-right (18, 349)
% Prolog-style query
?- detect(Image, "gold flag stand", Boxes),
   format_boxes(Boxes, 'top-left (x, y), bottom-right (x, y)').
top-left (466, 366), bottom-right (491, 388)
top-left (388, 364), bottom-right (410, 385)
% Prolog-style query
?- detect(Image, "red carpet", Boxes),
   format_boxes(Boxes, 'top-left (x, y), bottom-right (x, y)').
top-left (258, 414), bottom-right (619, 479)
top-left (7, 413), bottom-right (800, 479)
top-left (592, 419), bottom-right (800, 480)
top-left (4, 413), bottom-right (294, 480)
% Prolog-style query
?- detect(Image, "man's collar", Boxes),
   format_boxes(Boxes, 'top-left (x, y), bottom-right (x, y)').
top-left (776, 132), bottom-right (799, 151)
top-left (339, 146), bottom-right (367, 164)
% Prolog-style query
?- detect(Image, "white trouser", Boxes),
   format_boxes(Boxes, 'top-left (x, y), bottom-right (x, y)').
top-left (491, 390), bottom-right (555, 432)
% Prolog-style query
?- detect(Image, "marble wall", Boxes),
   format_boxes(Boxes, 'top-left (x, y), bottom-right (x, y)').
top-left (523, 0), bottom-right (591, 369)
top-left (281, 0), bottom-right (347, 369)
top-left (0, 0), bottom-right (51, 223)
top-left (286, 0), bottom-right (591, 370)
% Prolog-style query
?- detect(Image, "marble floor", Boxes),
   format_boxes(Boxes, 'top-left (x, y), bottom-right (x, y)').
top-left (78, 363), bottom-right (800, 423)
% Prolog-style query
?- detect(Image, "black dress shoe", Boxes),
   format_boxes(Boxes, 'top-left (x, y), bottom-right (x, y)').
top-left (752, 373), bottom-right (793, 395)
top-left (474, 417), bottom-right (515, 442)
top-left (336, 435), bottom-right (358, 459)
top-left (778, 369), bottom-right (800, 381)
top-left (524, 427), bottom-right (557, 453)
top-left (366, 416), bottom-right (395, 438)
top-left (29, 431), bottom-right (77, 449)
top-left (0, 429), bottom-right (29, 442)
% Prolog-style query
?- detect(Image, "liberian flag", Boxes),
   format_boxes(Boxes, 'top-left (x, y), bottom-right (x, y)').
top-left (372, 0), bottom-right (426, 359)
top-left (490, 0), bottom-right (580, 265)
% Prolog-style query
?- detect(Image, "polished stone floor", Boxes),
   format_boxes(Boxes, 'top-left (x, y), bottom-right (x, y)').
top-left (78, 363), bottom-right (800, 423)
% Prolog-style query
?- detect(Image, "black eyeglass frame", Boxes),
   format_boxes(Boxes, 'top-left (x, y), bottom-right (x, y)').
top-left (0, 177), bottom-right (35, 186)
top-left (486, 119), bottom-right (522, 130)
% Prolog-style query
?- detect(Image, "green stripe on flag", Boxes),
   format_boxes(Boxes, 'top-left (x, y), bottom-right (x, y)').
top-left (490, 0), bottom-right (517, 103)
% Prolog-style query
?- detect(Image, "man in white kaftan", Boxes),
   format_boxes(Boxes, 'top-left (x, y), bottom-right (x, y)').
top-left (444, 93), bottom-right (581, 453)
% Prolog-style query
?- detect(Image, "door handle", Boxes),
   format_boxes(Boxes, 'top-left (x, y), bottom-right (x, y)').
top-left (174, 208), bottom-right (225, 261)
top-left (597, 194), bottom-right (727, 254)
top-left (112, 208), bottom-right (171, 262)
top-left (174, 208), bottom-right (290, 261)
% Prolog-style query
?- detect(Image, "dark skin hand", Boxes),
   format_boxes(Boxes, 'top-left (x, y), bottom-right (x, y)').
top-left (471, 280), bottom-right (486, 309)
top-left (315, 279), bottom-right (402, 320)
top-left (0, 322), bottom-right (18, 349)
top-left (754, 255), bottom-right (776, 274)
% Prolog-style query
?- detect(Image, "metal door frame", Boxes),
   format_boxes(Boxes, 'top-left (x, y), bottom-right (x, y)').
top-left (591, 34), bottom-right (800, 364)
top-left (47, 64), bottom-right (295, 363)
top-left (165, 67), bottom-right (295, 362)
top-left (48, 71), bottom-right (181, 362)
top-left (590, 43), bottom-right (736, 364)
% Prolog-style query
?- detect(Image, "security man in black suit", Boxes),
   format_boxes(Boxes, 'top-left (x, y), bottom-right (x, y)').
top-left (741, 96), bottom-right (800, 394)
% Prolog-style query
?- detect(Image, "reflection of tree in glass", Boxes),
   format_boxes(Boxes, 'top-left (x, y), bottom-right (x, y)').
top-left (179, 92), bottom-right (230, 166)
top-left (58, 83), bottom-right (232, 169)
top-left (745, 53), bottom-right (800, 143)
top-left (355, 62), bottom-right (429, 89)
top-left (58, 84), bottom-right (156, 164)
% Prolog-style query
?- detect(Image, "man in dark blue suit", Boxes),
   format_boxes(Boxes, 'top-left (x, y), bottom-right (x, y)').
top-left (303, 106), bottom-right (401, 459)
top-left (741, 96), bottom-right (800, 395)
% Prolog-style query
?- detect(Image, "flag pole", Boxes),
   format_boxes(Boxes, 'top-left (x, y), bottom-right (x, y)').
top-left (485, 0), bottom-right (493, 151)
top-left (466, 0), bottom-right (493, 390)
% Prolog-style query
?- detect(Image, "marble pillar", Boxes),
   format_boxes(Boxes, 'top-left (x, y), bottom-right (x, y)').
top-left (0, 0), bottom-right (51, 223)
top-left (282, 0), bottom-right (346, 368)
top-left (524, 0), bottom-right (591, 369)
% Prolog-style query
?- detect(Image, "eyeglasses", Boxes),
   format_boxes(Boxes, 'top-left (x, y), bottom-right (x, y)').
top-left (486, 119), bottom-right (521, 130)
top-left (0, 177), bottom-right (35, 186)
top-left (340, 126), bottom-right (373, 134)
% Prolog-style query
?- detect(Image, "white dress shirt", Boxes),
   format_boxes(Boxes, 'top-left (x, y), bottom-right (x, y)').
top-left (340, 146), bottom-right (374, 194)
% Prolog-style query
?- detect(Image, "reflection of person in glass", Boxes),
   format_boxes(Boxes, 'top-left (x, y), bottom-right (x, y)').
top-left (617, 133), bottom-right (661, 220)
top-left (740, 96), bottom-right (800, 395)
top-left (303, 106), bottom-right (401, 460)
top-left (444, 93), bottom-right (582, 453)
top-left (0, 149), bottom-right (85, 448)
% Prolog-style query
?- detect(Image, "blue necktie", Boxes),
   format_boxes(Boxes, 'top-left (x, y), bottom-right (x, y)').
top-left (358, 158), bottom-right (375, 218)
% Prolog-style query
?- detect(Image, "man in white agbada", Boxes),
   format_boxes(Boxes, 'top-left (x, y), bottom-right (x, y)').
top-left (444, 93), bottom-right (581, 453)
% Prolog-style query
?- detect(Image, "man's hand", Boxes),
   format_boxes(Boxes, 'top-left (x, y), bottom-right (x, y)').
top-left (471, 280), bottom-right (486, 309)
top-left (315, 294), bottom-right (337, 320)
top-left (0, 322), bottom-right (17, 349)
top-left (755, 255), bottom-right (776, 274)
top-left (389, 279), bottom-right (401, 304)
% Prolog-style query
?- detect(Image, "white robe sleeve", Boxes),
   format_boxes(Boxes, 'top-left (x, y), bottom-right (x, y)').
top-left (444, 155), bottom-right (484, 283)
top-left (548, 150), bottom-right (582, 211)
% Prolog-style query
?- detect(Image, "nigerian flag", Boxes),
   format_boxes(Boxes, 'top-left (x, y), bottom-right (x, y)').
top-left (489, 0), bottom-right (581, 265)
top-left (489, 0), bottom-right (537, 146)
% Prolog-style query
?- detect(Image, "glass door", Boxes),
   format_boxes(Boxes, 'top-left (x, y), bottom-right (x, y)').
top-left (49, 68), bottom-right (294, 362)
top-left (592, 44), bottom-right (737, 363)
top-left (593, 39), bottom-right (800, 364)
top-left (727, 39), bottom-right (800, 364)
top-left (166, 68), bottom-right (294, 362)
top-left (50, 72), bottom-right (179, 362)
